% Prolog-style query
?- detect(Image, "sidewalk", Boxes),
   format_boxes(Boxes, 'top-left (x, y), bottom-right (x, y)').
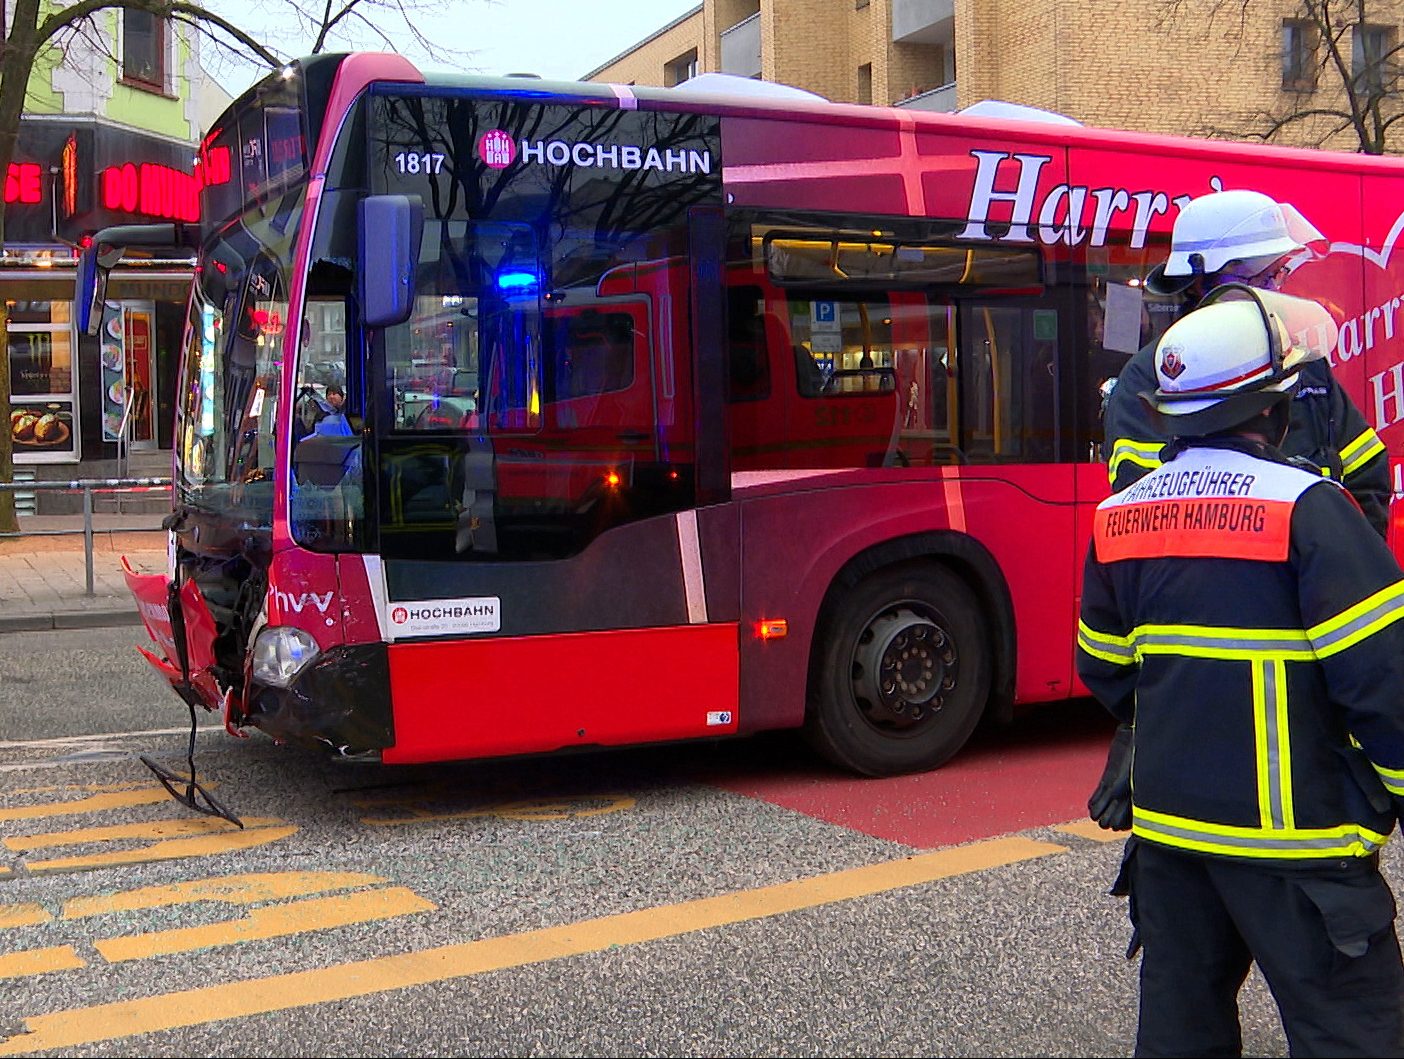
top-left (0, 514), bottom-right (168, 633)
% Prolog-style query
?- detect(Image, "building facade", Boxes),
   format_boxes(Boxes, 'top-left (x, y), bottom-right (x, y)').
top-left (3, 4), bottom-right (231, 496)
top-left (586, 1), bottom-right (1404, 153)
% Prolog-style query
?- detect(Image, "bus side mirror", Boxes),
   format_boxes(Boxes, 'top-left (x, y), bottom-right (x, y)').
top-left (76, 222), bottom-right (188, 335)
top-left (359, 195), bottom-right (423, 328)
top-left (76, 240), bottom-right (122, 336)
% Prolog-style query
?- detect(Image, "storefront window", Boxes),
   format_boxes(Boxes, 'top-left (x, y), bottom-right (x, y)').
top-left (7, 299), bottom-right (77, 461)
top-left (7, 300), bottom-right (72, 394)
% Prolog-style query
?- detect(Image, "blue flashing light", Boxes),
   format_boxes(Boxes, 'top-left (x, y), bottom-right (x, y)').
top-left (496, 269), bottom-right (540, 292)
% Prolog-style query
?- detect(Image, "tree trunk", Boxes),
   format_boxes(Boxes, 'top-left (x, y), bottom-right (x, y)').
top-left (0, 298), bottom-right (11, 534)
top-left (0, 0), bottom-right (44, 535)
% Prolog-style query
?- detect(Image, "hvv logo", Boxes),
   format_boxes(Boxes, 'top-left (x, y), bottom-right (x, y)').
top-left (274, 589), bottom-right (335, 615)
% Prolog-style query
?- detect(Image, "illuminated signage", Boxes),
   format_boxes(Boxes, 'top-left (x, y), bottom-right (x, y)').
top-left (100, 162), bottom-right (201, 222)
top-left (4, 163), bottom-right (42, 205)
top-left (60, 134), bottom-right (78, 218)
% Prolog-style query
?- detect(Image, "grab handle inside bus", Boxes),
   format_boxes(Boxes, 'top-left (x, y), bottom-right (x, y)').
top-left (359, 194), bottom-right (424, 328)
top-left (76, 222), bottom-right (193, 336)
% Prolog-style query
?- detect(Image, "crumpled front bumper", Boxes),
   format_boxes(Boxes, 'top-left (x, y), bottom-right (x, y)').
top-left (124, 557), bottom-right (224, 714)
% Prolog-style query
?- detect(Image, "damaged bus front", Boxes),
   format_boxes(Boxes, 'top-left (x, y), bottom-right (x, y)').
top-left (80, 54), bottom-right (426, 758)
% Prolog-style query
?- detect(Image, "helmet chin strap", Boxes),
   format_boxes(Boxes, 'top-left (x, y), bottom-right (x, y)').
top-left (1260, 399), bottom-right (1292, 447)
top-left (1212, 396), bottom-right (1291, 446)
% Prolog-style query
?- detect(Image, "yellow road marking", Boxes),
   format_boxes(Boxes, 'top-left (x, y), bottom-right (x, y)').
top-left (0, 904), bottom-right (50, 929)
top-left (10, 782), bottom-right (165, 797)
top-left (4, 816), bottom-right (276, 853)
top-left (1054, 819), bottom-right (1129, 844)
top-left (0, 946), bottom-right (85, 980)
top-left (21, 828), bottom-right (300, 873)
top-left (0, 788), bottom-right (183, 821)
top-left (6, 819), bottom-right (297, 874)
top-left (360, 794), bottom-right (636, 826)
top-left (97, 888), bottom-right (437, 962)
top-left (63, 872), bottom-right (388, 919)
top-left (0, 835), bottom-right (1064, 1054)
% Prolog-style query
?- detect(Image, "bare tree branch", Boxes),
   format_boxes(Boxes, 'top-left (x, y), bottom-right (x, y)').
top-left (1165, 0), bottom-right (1404, 154)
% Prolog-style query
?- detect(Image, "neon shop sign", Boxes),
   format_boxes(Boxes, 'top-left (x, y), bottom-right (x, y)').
top-left (4, 163), bottom-right (42, 205)
top-left (100, 161), bottom-right (201, 222)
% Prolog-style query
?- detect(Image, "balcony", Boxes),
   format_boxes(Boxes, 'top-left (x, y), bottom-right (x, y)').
top-left (894, 82), bottom-right (957, 113)
top-left (892, 0), bottom-right (955, 45)
top-left (720, 12), bottom-right (762, 78)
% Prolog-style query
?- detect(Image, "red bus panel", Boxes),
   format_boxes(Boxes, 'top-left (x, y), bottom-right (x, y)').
top-left (383, 623), bottom-right (740, 764)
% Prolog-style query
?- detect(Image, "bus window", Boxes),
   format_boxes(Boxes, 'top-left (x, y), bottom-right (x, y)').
top-left (895, 300), bottom-right (955, 465)
top-left (290, 259), bottom-right (363, 552)
top-left (1081, 240), bottom-right (1176, 460)
top-left (958, 303), bottom-right (1059, 463)
top-left (200, 252), bottom-right (286, 506)
top-left (786, 297), bottom-right (897, 395)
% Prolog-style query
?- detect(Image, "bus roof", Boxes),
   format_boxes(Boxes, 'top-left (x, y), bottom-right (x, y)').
top-left (397, 64), bottom-right (1403, 179)
top-left (226, 53), bottom-right (1403, 186)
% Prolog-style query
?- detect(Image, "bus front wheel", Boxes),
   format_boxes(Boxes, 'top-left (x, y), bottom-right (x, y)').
top-left (806, 564), bottom-right (991, 777)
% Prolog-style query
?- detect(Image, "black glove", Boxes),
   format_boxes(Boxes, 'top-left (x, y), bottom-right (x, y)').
top-left (1088, 722), bottom-right (1133, 831)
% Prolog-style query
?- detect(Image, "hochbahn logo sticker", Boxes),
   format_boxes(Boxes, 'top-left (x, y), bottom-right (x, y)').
top-left (476, 128), bottom-right (712, 175)
top-left (387, 597), bottom-right (501, 639)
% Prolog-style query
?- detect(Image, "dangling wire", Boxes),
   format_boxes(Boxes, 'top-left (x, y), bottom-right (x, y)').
top-left (140, 577), bottom-right (242, 828)
top-left (140, 696), bottom-right (243, 829)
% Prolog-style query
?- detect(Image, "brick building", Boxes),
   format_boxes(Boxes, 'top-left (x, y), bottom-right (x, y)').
top-left (585, 1), bottom-right (1404, 153)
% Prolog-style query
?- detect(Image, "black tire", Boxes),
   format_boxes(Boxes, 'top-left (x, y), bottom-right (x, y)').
top-left (805, 563), bottom-right (991, 776)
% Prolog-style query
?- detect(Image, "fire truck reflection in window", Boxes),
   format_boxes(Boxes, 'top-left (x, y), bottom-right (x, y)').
top-left (550, 311), bottom-right (634, 406)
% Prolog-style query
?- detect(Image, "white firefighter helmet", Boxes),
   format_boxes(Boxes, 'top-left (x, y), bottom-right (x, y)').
top-left (1144, 190), bottom-right (1325, 296)
top-left (1140, 285), bottom-right (1338, 435)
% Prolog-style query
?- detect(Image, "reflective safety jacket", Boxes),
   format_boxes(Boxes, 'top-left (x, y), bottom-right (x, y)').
top-left (1077, 436), bottom-right (1404, 863)
top-left (1102, 346), bottom-right (1390, 538)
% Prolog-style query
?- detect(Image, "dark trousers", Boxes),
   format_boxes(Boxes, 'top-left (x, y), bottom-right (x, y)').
top-left (1125, 840), bottom-right (1404, 1058)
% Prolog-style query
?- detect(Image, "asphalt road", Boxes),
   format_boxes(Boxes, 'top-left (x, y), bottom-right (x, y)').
top-left (0, 626), bottom-right (1386, 1057)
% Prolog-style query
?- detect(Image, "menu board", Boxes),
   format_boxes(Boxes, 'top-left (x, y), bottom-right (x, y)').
top-left (100, 304), bottom-right (127, 442)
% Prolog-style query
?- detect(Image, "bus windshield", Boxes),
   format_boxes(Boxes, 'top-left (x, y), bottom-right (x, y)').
top-left (174, 70), bottom-right (309, 526)
top-left (288, 89), bottom-right (722, 559)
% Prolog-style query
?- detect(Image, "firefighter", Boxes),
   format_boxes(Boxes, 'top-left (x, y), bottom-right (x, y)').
top-left (1101, 189), bottom-right (1390, 539)
top-left (1078, 284), bottom-right (1404, 1057)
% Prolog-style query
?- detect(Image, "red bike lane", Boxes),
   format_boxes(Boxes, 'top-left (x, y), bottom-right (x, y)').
top-left (699, 698), bottom-right (1115, 849)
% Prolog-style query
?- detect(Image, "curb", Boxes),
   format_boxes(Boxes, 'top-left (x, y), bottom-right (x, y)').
top-left (0, 609), bottom-right (144, 633)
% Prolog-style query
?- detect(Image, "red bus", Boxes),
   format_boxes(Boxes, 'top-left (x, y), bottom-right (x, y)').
top-left (79, 52), bottom-right (1404, 776)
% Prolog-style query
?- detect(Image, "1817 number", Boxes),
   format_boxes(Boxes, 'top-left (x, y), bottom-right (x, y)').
top-left (393, 151), bottom-right (446, 175)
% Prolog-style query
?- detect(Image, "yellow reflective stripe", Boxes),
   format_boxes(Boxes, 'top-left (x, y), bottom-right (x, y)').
top-left (1252, 662), bottom-right (1272, 827)
top-left (1308, 579), bottom-right (1404, 658)
top-left (1131, 622), bottom-right (1313, 662)
top-left (1250, 659), bottom-right (1293, 830)
top-left (1340, 428), bottom-right (1386, 478)
top-left (1133, 806), bottom-right (1390, 859)
top-left (1372, 761), bottom-right (1404, 797)
top-left (1076, 620), bottom-right (1137, 666)
top-left (1106, 438), bottom-right (1164, 484)
top-left (1272, 659), bottom-right (1295, 829)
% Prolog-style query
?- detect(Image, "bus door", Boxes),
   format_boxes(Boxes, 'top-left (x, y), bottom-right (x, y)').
top-left (953, 296), bottom-right (1080, 702)
top-left (368, 217), bottom-right (739, 762)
